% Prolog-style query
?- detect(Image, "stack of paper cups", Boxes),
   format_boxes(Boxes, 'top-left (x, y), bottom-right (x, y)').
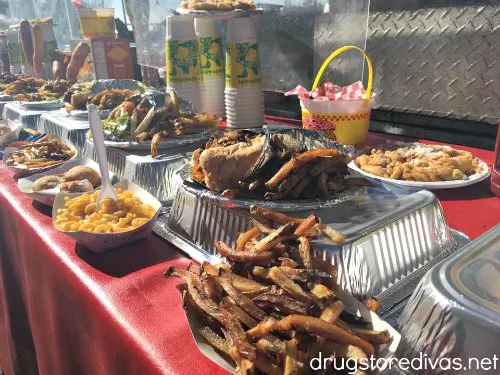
top-left (225, 17), bottom-right (264, 128)
top-left (165, 15), bottom-right (204, 110)
top-left (195, 18), bottom-right (225, 117)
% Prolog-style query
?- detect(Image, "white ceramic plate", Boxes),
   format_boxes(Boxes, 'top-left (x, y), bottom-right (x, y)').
top-left (348, 159), bottom-right (491, 190)
top-left (17, 158), bottom-right (116, 206)
top-left (15, 99), bottom-right (63, 110)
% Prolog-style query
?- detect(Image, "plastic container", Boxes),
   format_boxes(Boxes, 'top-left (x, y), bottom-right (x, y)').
top-left (397, 225), bottom-right (500, 374)
top-left (300, 46), bottom-right (374, 146)
top-left (77, 8), bottom-right (116, 39)
top-left (491, 122), bottom-right (500, 197)
top-left (225, 17), bottom-right (264, 128)
top-left (165, 15), bottom-right (203, 110)
top-left (195, 18), bottom-right (225, 117)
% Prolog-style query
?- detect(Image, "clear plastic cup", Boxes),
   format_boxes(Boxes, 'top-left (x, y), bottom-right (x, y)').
top-left (78, 8), bottom-right (115, 39)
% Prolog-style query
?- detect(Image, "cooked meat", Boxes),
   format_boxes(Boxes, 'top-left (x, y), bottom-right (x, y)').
top-left (58, 179), bottom-right (94, 193)
top-left (199, 135), bottom-right (265, 192)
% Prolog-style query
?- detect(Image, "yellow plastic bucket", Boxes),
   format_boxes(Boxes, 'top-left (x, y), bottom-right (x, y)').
top-left (77, 8), bottom-right (115, 39)
top-left (300, 45), bottom-right (373, 146)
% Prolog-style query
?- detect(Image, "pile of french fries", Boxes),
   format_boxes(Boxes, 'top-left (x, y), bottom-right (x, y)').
top-left (166, 207), bottom-right (390, 374)
top-left (5, 136), bottom-right (76, 169)
top-left (223, 148), bottom-right (371, 201)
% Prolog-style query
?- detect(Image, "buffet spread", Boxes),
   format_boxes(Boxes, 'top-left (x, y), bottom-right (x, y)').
top-left (0, 4), bottom-right (498, 375)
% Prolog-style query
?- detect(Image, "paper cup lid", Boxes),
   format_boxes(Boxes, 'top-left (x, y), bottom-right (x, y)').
top-left (166, 15), bottom-right (196, 40)
top-left (227, 17), bottom-right (258, 43)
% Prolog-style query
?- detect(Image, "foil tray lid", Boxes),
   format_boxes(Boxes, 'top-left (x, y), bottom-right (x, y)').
top-left (434, 224), bottom-right (500, 328)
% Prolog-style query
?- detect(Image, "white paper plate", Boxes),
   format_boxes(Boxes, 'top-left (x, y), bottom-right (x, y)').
top-left (176, 7), bottom-right (262, 19)
top-left (15, 99), bottom-right (63, 110)
top-left (52, 179), bottom-right (161, 253)
top-left (0, 119), bottom-right (21, 147)
top-left (17, 158), bottom-right (116, 206)
top-left (183, 285), bottom-right (400, 373)
top-left (348, 159), bottom-right (491, 190)
top-left (3, 141), bottom-right (78, 175)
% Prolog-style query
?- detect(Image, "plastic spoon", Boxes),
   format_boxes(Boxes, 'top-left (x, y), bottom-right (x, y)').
top-left (88, 104), bottom-right (118, 204)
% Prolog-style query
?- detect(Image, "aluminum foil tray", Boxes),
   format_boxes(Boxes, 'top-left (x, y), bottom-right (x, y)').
top-left (155, 180), bottom-right (457, 304)
top-left (396, 225), bottom-right (500, 374)
top-left (83, 138), bottom-right (203, 181)
top-left (123, 153), bottom-right (191, 204)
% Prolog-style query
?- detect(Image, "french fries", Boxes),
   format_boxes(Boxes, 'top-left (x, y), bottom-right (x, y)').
top-left (166, 208), bottom-right (393, 374)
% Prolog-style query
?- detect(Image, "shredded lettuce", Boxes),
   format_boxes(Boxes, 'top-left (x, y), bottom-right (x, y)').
top-left (102, 115), bottom-right (131, 138)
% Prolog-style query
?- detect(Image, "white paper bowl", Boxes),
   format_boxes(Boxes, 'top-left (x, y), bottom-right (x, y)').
top-left (17, 158), bottom-right (117, 207)
top-left (3, 140), bottom-right (78, 176)
top-left (181, 284), bottom-right (400, 373)
top-left (52, 180), bottom-right (162, 253)
top-left (0, 119), bottom-right (21, 147)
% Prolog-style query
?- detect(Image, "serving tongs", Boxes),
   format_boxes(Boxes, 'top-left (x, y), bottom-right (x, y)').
top-left (88, 104), bottom-right (118, 204)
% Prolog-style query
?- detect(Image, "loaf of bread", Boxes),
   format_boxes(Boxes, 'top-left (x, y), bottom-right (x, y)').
top-left (66, 42), bottom-right (91, 83)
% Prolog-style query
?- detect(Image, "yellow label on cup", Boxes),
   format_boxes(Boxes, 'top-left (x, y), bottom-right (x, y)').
top-left (225, 42), bottom-right (261, 87)
top-left (301, 108), bottom-right (371, 145)
top-left (166, 39), bottom-right (202, 85)
top-left (198, 37), bottom-right (224, 77)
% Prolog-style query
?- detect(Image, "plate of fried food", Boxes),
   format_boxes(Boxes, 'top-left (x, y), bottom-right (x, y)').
top-left (52, 179), bottom-right (161, 252)
top-left (17, 158), bottom-right (116, 206)
top-left (62, 79), bottom-right (148, 118)
top-left (3, 136), bottom-right (77, 173)
top-left (190, 128), bottom-right (370, 205)
top-left (166, 208), bottom-right (400, 374)
top-left (349, 142), bottom-right (490, 190)
top-left (13, 79), bottom-right (70, 109)
top-left (96, 90), bottom-right (220, 157)
top-left (177, 0), bottom-right (260, 19)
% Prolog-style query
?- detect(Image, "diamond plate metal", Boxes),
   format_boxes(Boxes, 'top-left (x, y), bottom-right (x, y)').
top-left (366, 5), bottom-right (500, 124)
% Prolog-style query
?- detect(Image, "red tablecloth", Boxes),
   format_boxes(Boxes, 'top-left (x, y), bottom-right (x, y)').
top-left (0, 132), bottom-right (498, 375)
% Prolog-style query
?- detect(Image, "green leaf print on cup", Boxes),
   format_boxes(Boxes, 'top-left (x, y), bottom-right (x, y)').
top-left (198, 37), bottom-right (224, 76)
top-left (165, 39), bottom-right (202, 84)
top-left (225, 42), bottom-right (261, 87)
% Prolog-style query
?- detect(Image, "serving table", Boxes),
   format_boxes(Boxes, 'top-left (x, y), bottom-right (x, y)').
top-left (0, 130), bottom-right (498, 375)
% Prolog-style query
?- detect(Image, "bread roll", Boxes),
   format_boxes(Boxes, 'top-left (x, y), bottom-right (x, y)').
top-left (31, 23), bottom-right (44, 75)
top-left (66, 42), bottom-right (91, 83)
top-left (19, 20), bottom-right (34, 67)
top-left (32, 175), bottom-right (64, 191)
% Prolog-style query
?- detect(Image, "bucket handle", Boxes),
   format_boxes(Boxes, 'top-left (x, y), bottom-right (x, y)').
top-left (312, 45), bottom-right (373, 100)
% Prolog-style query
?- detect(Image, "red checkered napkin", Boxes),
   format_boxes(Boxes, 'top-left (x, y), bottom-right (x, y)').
top-left (285, 81), bottom-right (367, 101)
